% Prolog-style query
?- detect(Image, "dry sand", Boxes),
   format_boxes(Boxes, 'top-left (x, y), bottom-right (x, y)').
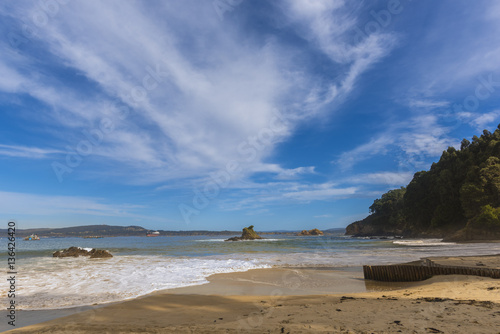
top-left (426, 254), bottom-right (500, 269)
top-left (5, 265), bottom-right (500, 334)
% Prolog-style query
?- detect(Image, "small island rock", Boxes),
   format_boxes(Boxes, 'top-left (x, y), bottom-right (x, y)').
top-left (225, 225), bottom-right (263, 241)
top-left (53, 246), bottom-right (113, 258)
top-left (297, 228), bottom-right (324, 236)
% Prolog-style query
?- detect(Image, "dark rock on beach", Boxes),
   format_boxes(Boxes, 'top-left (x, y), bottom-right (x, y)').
top-left (225, 225), bottom-right (263, 241)
top-left (53, 246), bottom-right (113, 258)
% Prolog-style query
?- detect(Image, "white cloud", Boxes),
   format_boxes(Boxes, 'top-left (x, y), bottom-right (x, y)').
top-left (0, 191), bottom-right (146, 218)
top-left (0, 1), bottom-right (312, 185)
top-left (0, 60), bottom-right (24, 92)
top-left (284, 0), bottom-right (398, 109)
top-left (0, 144), bottom-right (63, 159)
top-left (336, 114), bottom-right (459, 171)
top-left (336, 135), bottom-right (394, 171)
top-left (459, 110), bottom-right (500, 131)
top-left (283, 186), bottom-right (357, 201)
top-left (0, 1), bottom-right (400, 190)
top-left (275, 166), bottom-right (316, 180)
top-left (473, 110), bottom-right (500, 130)
top-left (400, 2), bottom-right (500, 96)
top-left (0, 1), bottom-right (404, 220)
top-left (217, 181), bottom-right (359, 212)
top-left (400, 115), bottom-right (458, 156)
top-left (408, 99), bottom-right (449, 109)
top-left (314, 214), bottom-right (332, 218)
top-left (347, 172), bottom-right (413, 186)
top-left (0, 0), bottom-right (400, 191)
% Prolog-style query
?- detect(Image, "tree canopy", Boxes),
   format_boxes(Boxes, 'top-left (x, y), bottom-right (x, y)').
top-left (353, 124), bottom-right (500, 236)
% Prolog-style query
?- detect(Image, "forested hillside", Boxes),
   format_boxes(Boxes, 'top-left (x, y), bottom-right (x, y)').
top-left (346, 125), bottom-right (500, 241)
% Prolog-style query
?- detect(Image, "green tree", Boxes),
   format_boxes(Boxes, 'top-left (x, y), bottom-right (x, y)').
top-left (369, 187), bottom-right (406, 216)
top-left (470, 205), bottom-right (500, 230)
top-left (349, 124), bottom-right (500, 236)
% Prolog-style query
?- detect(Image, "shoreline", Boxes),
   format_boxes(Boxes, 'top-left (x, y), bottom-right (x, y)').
top-left (2, 266), bottom-right (370, 331)
top-left (6, 262), bottom-right (500, 333)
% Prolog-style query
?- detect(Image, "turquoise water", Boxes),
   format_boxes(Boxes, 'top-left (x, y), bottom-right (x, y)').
top-left (2, 232), bottom-right (500, 310)
top-left (10, 233), bottom-right (391, 258)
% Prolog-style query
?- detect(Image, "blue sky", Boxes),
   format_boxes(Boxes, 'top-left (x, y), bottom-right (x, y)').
top-left (1, 0), bottom-right (500, 231)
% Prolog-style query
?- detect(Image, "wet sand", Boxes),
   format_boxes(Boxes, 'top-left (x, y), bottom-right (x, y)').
top-left (0, 305), bottom-right (102, 333)
top-left (5, 265), bottom-right (500, 333)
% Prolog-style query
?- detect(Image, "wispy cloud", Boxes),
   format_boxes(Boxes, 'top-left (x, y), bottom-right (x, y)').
top-left (0, 191), bottom-right (148, 218)
top-left (408, 99), bottom-right (449, 109)
top-left (2, 1), bottom-right (497, 229)
top-left (284, 0), bottom-right (398, 110)
top-left (0, 2), bottom-right (290, 183)
top-left (399, 115), bottom-right (458, 156)
top-left (346, 172), bottom-right (414, 186)
top-left (275, 166), bottom-right (316, 180)
top-left (0, 1), bottom-right (399, 190)
top-left (335, 135), bottom-right (394, 171)
top-left (218, 182), bottom-right (359, 212)
top-left (283, 185), bottom-right (357, 201)
top-left (314, 214), bottom-right (333, 218)
top-left (458, 110), bottom-right (500, 131)
top-left (336, 113), bottom-right (459, 171)
top-left (397, 2), bottom-right (500, 97)
top-left (0, 144), bottom-right (63, 159)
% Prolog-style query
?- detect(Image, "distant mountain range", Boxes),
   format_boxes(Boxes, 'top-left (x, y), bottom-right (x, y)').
top-left (2, 225), bottom-right (344, 238)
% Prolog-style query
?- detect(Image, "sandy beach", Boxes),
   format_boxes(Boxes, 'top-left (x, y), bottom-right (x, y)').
top-left (6, 262), bottom-right (500, 334)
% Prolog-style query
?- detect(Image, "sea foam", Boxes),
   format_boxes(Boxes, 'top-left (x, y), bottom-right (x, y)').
top-left (8, 255), bottom-right (271, 310)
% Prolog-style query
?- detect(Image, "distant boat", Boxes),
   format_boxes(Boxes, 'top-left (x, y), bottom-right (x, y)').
top-left (83, 236), bottom-right (104, 239)
top-left (24, 234), bottom-right (40, 241)
top-left (147, 231), bottom-right (160, 237)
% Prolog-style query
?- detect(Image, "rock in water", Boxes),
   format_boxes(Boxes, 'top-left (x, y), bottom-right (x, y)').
top-left (89, 249), bottom-right (113, 258)
top-left (52, 246), bottom-right (90, 257)
top-left (225, 225), bottom-right (263, 241)
top-left (53, 247), bottom-right (113, 258)
top-left (297, 228), bottom-right (324, 236)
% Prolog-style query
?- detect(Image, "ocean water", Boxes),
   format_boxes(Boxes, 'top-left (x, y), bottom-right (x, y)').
top-left (2, 232), bottom-right (500, 310)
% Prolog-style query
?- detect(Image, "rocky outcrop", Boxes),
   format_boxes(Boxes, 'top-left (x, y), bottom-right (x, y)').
top-left (53, 247), bottom-right (113, 258)
top-left (297, 228), bottom-right (324, 236)
top-left (89, 249), bottom-right (113, 258)
top-left (443, 227), bottom-right (500, 242)
top-left (345, 220), bottom-right (383, 236)
top-left (345, 216), bottom-right (459, 239)
top-left (345, 215), bottom-right (409, 237)
top-left (225, 225), bottom-right (263, 241)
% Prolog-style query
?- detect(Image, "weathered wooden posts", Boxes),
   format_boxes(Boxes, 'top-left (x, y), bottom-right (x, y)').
top-left (363, 258), bottom-right (500, 282)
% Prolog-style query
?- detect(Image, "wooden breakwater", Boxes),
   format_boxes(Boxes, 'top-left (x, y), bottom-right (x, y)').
top-left (363, 259), bottom-right (500, 282)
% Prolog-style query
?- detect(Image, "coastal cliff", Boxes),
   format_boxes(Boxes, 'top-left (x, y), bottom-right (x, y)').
top-left (346, 126), bottom-right (500, 241)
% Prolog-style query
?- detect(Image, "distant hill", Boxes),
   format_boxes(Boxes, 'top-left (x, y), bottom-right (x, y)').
top-left (9, 225), bottom-right (246, 237)
top-left (15, 225), bottom-right (148, 237)
top-left (346, 125), bottom-right (500, 241)
top-left (3, 225), bottom-right (342, 238)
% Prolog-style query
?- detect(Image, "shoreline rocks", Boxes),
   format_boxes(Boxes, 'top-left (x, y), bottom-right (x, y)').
top-left (53, 246), bottom-right (113, 258)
